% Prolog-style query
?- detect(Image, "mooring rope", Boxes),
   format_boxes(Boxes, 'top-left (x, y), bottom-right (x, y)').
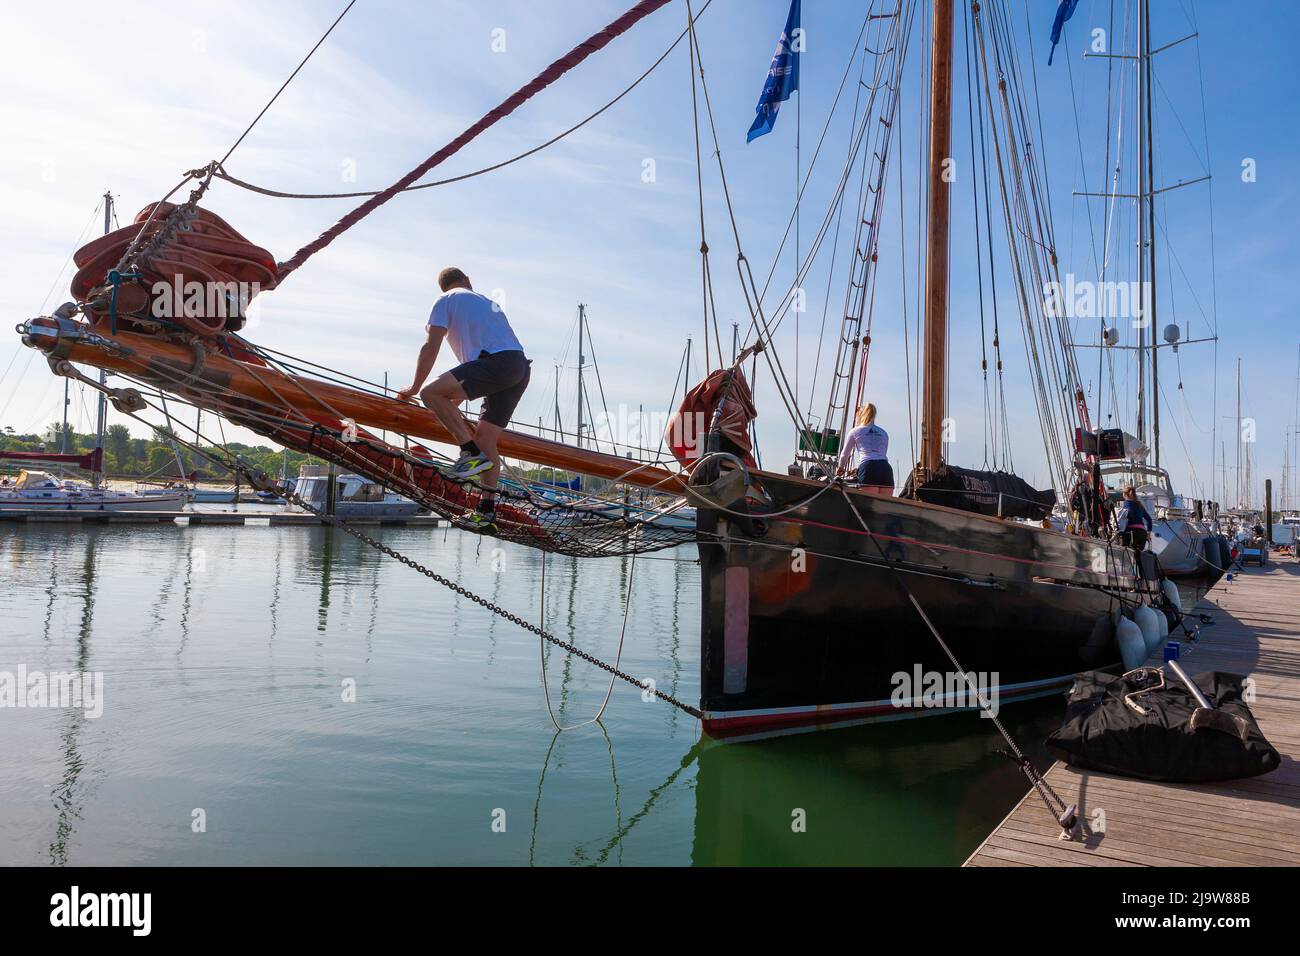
top-left (537, 528), bottom-right (642, 731)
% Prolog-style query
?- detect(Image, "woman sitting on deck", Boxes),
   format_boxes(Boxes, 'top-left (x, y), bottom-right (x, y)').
top-left (837, 403), bottom-right (894, 495)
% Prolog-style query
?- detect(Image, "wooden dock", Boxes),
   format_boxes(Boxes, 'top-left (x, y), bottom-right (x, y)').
top-left (966, 556), bottom-right (1300, 867)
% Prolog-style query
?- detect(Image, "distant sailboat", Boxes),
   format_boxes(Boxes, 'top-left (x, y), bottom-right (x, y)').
top-left (1066, 0), bottom-right (1227, 589)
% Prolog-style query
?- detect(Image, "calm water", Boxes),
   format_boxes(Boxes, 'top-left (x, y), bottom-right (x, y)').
top-left (0, 519), bottom-right (1073, 866)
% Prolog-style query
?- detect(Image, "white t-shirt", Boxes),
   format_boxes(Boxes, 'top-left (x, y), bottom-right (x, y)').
top-left (427, 288), bottom-right (524, 363)
top-left (838, 423), bottom-right (889, 470)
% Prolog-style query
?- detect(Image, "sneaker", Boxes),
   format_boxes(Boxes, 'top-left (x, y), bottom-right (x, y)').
top-left (455, 511), bottom-right (499, 535)
top-left (447, 453), bottom-right (495, 481)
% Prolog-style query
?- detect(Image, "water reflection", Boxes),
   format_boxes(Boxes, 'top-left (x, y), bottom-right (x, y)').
top-left (689, 701), bottom-right (1066, 866)
top-left (2, 522), bottom-right (1076, 866)
top-left (586, 741), bottom-right (699, 867)
top-left (49, 531), bottom-right (97, 865)
top-left (529, 723), bottom-right (626, 867)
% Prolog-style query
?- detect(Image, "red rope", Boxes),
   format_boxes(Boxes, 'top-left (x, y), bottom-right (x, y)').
top-left (275, 0), bottom-right (673, 284)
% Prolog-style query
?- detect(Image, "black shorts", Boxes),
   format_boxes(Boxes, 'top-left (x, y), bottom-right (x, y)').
top-left (450, 349), bottom-right (531, 427)
top-left (1121, 527), bottom-right (1150, 551)
top-left (855, 458), bottom-right (894, 487)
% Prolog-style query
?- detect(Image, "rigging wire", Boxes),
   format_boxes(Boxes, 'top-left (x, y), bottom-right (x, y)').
top-left (219, 0), bottom-right (358, 167)
top-left (217, 0), bottom-right (715, 202)
top-left (0, 198), bottom-right (106, 419)
top-left (752, 9), bottom-right (878, 311)
top-left (819, 3), bottom-right (913, 448)
top-left (962, 0), bottom-right (992, 467)
top-left (803, 24), bottom-right (873, 425)
top-left (684, 0), bottom-right (724, 371)
top-left (275, 0), bottom-right (679, 283)
top-left (681, 11), bottom-right (819, 449)
top-left (1187, 0), bottom-right (1220, 500)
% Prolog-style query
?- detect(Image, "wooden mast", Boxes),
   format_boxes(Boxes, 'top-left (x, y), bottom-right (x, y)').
top-left (921, 0), bottom-right (955, 479)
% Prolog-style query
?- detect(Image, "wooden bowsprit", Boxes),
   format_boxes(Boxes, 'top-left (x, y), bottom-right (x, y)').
top-left (19, 316), bottom-right (696, 558)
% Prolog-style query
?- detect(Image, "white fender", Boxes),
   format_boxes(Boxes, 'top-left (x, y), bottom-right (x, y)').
top-left (1116, 615), bottom-right (1146, 671)
top-left (1134, 604), bottom-right (1163, 655)
top-left (1161, 578), bottom-right (1182, 613)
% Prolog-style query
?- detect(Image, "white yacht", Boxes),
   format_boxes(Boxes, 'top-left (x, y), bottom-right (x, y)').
top-left (1098, 458), bottom-right (1224, 583)
top-left (0, 469), bottom-right (185, 512)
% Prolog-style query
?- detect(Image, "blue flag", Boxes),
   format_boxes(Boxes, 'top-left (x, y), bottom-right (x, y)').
top-left (746, 0), bottom-right (802, 142)
top-left (1047, 0), bottom-right (1079, 65)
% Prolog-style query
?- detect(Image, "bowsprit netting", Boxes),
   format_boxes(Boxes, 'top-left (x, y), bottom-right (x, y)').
top-left (20, 308), bottom-right (700, 559)
top-left (197, 365), bottom-right (699, 558)
top-left (151, 357), bottom-right (697, 558)
top-left (246, 416), bottom-right (699, 558)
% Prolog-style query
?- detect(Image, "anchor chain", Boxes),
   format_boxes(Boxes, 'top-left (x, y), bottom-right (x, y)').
top-left (231, 458), bottom-right (704, 719)
top-left (43, 363), bottom-right (701, 719)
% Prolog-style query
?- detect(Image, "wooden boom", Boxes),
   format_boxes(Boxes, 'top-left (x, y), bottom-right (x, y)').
top-left (20, 316), bottom-right (684, 492)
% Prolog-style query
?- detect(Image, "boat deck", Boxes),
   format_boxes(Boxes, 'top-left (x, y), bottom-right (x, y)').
top-left (965, 555), bottom-right (1300, 867)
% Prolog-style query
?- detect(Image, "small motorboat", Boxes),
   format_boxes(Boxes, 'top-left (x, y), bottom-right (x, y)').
top-left (288, 466), bottom-right (424, 517)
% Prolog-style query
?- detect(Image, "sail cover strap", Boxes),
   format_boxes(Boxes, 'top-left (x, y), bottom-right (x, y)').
top-left (275, 0), bottom-right (674, 284)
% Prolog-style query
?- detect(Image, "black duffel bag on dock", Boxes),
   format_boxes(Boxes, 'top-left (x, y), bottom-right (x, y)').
top-left (1046, 668), bottom-right (1280, 783)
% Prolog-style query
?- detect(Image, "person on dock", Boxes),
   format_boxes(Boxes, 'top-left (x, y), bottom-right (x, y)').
top-left (837, 403), bottom-right (894, 495)
top-left (1115, 485), bottom-right (1152, 552)
top-left (396, 267), bottom-right (531, 532)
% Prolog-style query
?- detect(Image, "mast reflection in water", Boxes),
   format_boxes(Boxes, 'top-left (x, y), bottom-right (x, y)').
top-left (0, 520), bottom-right (1062, 866)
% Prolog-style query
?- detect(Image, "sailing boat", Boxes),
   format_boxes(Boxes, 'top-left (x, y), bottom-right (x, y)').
top-left (0, 444), bottom-right (180, 513)
top-left (510, 305), bottom-right (697, 531)
top-left (16, 0), bottom-right (1176, 737)
top-left (1067, 0), bottom-right (1227, 590)
top-left (2, 191), bottom-right (185, 514)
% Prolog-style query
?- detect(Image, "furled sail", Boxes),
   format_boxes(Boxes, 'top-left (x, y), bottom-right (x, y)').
top-left (71, 202), bottom-right (275, 337)
top-left (903, 464), bottom-right (1056, 520)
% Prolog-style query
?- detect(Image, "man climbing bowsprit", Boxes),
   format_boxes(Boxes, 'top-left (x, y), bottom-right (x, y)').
top-left (397, 267), bottom-right (531, 533)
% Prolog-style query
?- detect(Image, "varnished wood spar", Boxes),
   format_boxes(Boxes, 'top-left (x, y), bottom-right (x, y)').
top-left (27, 318), bottom-right (684, 491)
top-left (965, 557), bottom-right (1300, 868)
top-left (921, 0), bottom-right (954, 477)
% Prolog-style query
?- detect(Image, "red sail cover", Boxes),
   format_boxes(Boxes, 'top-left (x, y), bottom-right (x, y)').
top-left (665, 368), bottom-right (757, 469)
top-left (70, 202), bottom-right (276, 338)
top-left (0, 447), bottom-right (102, 471)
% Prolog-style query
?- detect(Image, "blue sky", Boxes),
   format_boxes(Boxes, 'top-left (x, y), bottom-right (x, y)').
top-left (0, 0), bottom-right (1295, 508)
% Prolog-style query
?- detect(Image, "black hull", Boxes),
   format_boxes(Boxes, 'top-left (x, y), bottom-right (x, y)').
top-left (697, 474), bottom-right (1140, 737)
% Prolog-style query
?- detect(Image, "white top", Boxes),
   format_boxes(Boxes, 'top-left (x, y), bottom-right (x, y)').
top-left (427, 288), bottom-right (524, 363)
top-left (838, 423), bottom-right (889, 470)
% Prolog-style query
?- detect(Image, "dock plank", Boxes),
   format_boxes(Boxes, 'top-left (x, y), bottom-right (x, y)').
top-left (965, 557), bottom-right (1300, 868)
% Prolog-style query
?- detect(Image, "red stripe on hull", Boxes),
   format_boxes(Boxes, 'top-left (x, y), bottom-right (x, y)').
top-left (701, 677), bottom-right (1072, 739)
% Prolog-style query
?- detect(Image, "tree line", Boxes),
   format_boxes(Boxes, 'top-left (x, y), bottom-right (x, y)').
top-left (0, 423), bottom-right (319, 481)
top-left (4, 422), bottom-right (616, 493)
